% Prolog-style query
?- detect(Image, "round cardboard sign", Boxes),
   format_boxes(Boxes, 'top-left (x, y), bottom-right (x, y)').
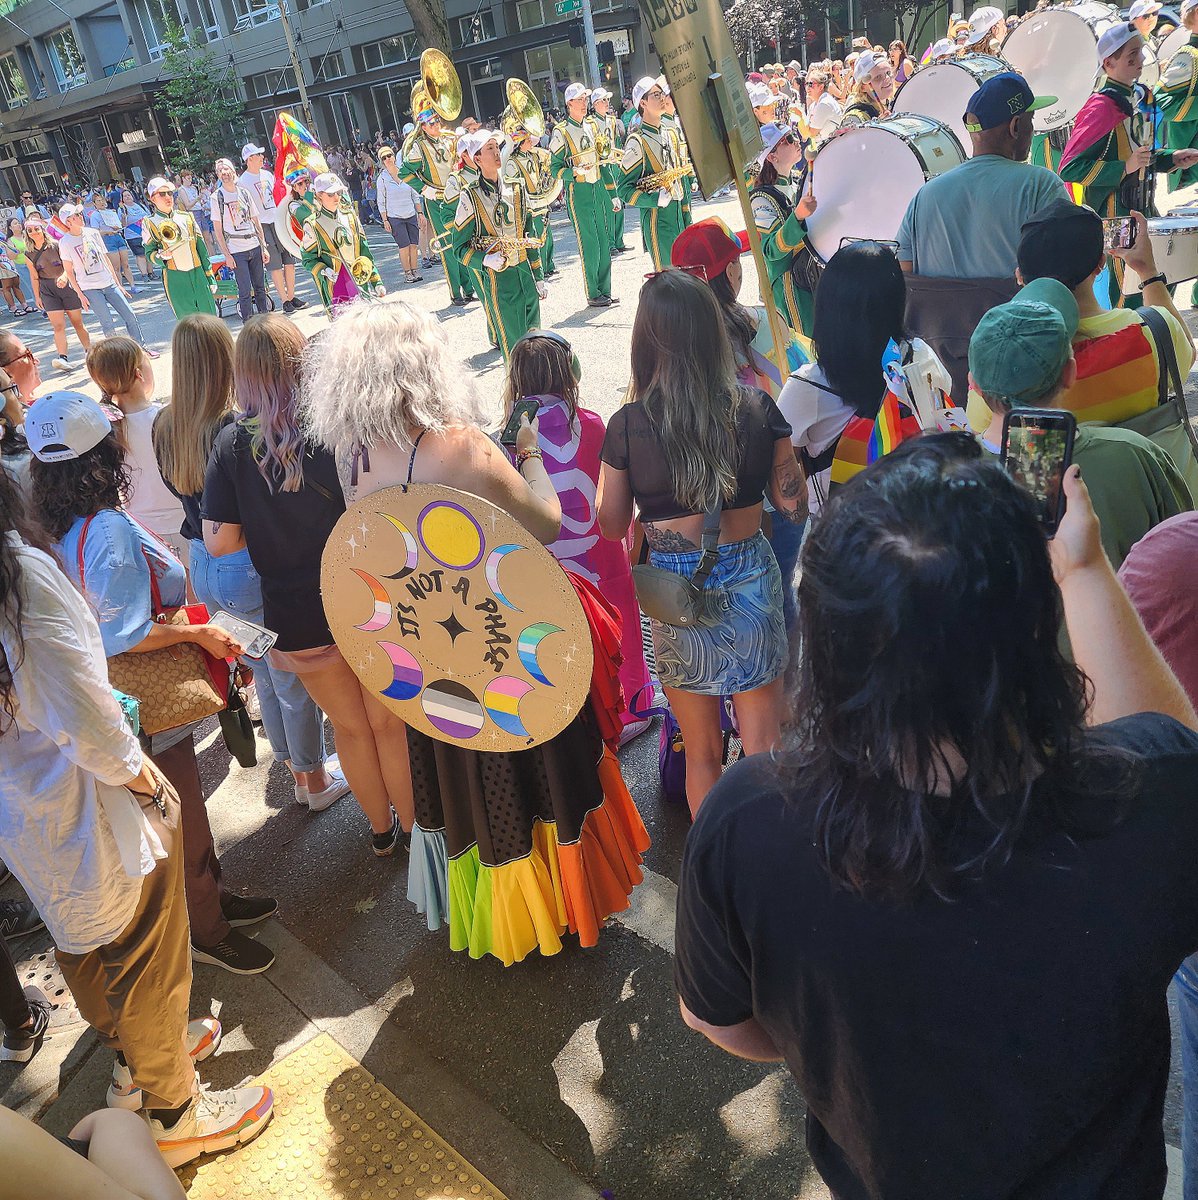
top-left (321, 484), bottom-right (593, 750)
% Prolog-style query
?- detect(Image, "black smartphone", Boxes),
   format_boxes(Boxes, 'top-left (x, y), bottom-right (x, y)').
top-left (1102, 216), bottom-right (1136, 251)
top-left (499, 398), bottom-right (540, 447)
top-left (1001, 408), bottom-right (1077, 536)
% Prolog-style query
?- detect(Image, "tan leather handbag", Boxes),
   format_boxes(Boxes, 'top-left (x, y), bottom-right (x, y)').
top-left (78, 514), bottom-right (228, 736)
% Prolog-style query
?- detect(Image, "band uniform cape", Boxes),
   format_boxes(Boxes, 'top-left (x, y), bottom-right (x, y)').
top-left (593, 110), bottom-right (628, 253)
top-left (751, 180), bottom-right (815, 338)
top-left (401, 126), bottom-right (475, 303)
top-left (300, 199), bottom-right (383, 313)
top-left (549, 116), bottom-right (613, 300)
top-left (1060, 78), bottom-right (1177, 304)
top-left (1158, 34), bottom-right (1198, 190)
top-left (503, 144), bottom-right (558, 275)
top-left (618, 119), bottom-right (694, 270)
top-left (142, 209), bottom-right (216, 317)
top-left (450, 174), bottom-right (543, 360)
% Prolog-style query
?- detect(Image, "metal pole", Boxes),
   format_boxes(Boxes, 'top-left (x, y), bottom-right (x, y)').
top-left (824, 12), bottom-right (831, 55)
top-left (847, 0), bottom-right (854, 40)
top-left (277, 0), bottom-right (316, 135)
top-left (581, 0), bottom-right (601, 89)
top-left (800, 10), bottom-right (808, 66)
top-left (615, 46), bottom-right (625, 97)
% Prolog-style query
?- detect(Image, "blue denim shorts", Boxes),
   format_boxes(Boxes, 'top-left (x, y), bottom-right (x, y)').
top-left (648, 531), bottom-right (787, 695)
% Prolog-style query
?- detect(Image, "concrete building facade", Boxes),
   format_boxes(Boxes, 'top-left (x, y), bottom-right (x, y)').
top-left (0, 0), bottom-right (651, 197)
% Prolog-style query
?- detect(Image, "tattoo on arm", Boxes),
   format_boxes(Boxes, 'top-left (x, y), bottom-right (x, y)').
top-left (210, 522), bottom-right (222, 534)
top-left (644, 525), bottom-right (700, 552)
top-left (774, 462), bottom-right (810, 525)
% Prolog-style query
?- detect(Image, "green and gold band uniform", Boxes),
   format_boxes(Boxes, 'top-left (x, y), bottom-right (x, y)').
top-left (143, 209), bottom-right (216, 317)
top-left (618, 119), bottom-right (689, 269)
top-left (300, 200), bottom-right (383, 312)
top-left (1159, 34), bottom-right (1198, 190)
top-left (594, 110), bottom-right (627, 253)
top-left (503, 142), bottom-right (559, 276)
top-left (451, 175), bottom-right (543, 360)
top-left (549, 117), bottom-right (613, 301)
top-left (749, 181), bottom-right (814, 339)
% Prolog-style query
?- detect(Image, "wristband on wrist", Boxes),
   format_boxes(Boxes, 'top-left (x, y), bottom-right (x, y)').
top-left (1140, 272), bottom-right (1167, 289)
top-left (515, 447), bottom-right (543, 471)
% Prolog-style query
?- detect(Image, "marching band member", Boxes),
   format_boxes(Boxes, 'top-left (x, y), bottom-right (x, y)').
top-left (591, 88), bottom-right (628, 255)
top-left (502, 109), bottom-right (560, 277)
top-left (451, 131), bottom-right (545, 360)
top-left (962, 5), bottom-right (1005, 54)
top-left (448, 132), bottom-right (501, 344)
top-left (750, 124), bottom-right (818, 338)
top-left (549, 83), bottom-right (616, 308)
top-left (839, 51), bottom-right (895, 125)
top-left (401, 100), bottom-right (476, 306)
top-left (658, 75), bottom-right (696, 204)
top-left (749, 81), bottom-right (781, 127)
top-left (1158, 0), bottom-right (1198, 191)
top-left (619, 77), bottom-right (690, 269)
top-left (1060, 24), bottom-right (1198, 304)
top-left (300, 173), bottom-right (384, 314)
top-left (141, 176), bottom-right (216, 318)
top-left (1130, 0), bottom-right (1163, 40)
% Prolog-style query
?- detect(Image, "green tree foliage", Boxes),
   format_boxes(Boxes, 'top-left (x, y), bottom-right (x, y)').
top-left (157, 18), bottom-right (250, 171)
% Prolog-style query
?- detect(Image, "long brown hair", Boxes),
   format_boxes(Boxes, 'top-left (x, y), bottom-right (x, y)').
top-left (502, 333), bottom-right (579, 420)
top-left (629, 270), bottom-right (741, 511)
top-left (234, 314), bottom-right (308, 493)
top-left (153, 313), bottom-right (234, 495)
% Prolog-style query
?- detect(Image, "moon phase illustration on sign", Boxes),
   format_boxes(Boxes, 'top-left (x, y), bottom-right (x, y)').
top-left (321, 484), bottom-right (593, 750)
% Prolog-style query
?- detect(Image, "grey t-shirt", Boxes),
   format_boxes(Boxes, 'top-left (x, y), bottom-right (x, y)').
top-left (896, 155), bottom-right (1066, 279)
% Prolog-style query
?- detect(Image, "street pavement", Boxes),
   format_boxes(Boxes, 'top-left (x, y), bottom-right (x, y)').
top-left (0, 194), bottom-right (1192, 1198)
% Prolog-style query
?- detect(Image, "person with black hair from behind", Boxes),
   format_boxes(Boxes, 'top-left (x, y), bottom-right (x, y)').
top-left (676, 431), bottom-right (1198, 1199)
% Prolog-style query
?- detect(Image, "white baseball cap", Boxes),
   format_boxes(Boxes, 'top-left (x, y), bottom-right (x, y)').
top-left (147, 176), bottom-right (175, 195)
top-left (930, 37), bottom-right (954, 57)
top-left (1096, 22), bottom-right (1141, 61)
top-left (312, 172), bottom-right (345, 194)
top-left (241, 142), bottom-right (266, 161)
top-left (26, 392), bottom-right (114, 463)
top-left (965, 5), bottom-right (1003, 43)
top-left (755, 121), bottom-right (793, 165)
top-left (656, 74), bottom-right (671, 95)
top-left (748, 82), bottom-right (774, 107)
top-left (592, 87), bottom-right (612, 101)
top-left (853, 49), bottom-right (880, 82)
top-left (57, 203), bottom-right (83, 221)
top-left (1182, 0), bottom-right (1198, 15)
top-left (1129, 0), bottom-right (1162, 17)
top-left (564, 82), bottom-right (590, 102)
top-left (632, 76), bottom-right (659, 107)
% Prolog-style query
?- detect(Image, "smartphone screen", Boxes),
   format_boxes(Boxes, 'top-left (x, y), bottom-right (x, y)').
top-left (500, 398), bottom-right (541, 447)
top-left (208, 610), bottom-right (278, 659)
top-left (1102, 216), bottom-right (1135, 251)
top-left (1001, 409), bottom-right (1077, 536)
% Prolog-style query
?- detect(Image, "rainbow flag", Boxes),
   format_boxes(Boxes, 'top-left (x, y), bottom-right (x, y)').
top-left (271, 112), bottom-right (328, 206)
top-left (867, 390), bottom-right (904, 463)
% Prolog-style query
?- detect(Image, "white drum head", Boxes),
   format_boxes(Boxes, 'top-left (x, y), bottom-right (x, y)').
top-left (1141, 39), bottom-right (1160, 88)
top-left (1158, 25), bottom-right (1189, 72)
top-left (807, 125), bottom-right (938, 261)
top-left (893, 55), bottom-right (1009, 154)
top-left (1002, 7), bottom-right (1118, 130)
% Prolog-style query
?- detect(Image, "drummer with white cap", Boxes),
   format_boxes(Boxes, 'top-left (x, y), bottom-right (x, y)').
top-left (1129, 0), bottom-right (1163, 40)
top-left (961, 6), bottom-right (1005, 55)
top-left (1158, 0), bottom-right (1198, 190)
top-left (1060, 22), bottom-right (1198, 304)
top-left (839, 50), bottom-right (895, 125)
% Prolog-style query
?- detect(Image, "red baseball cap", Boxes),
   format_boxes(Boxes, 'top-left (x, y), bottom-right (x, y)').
top-left (670, 217), bottom-right (749, 280)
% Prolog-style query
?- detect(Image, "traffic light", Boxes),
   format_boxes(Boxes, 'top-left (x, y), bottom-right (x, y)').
top-left (598, 39), bottom-right (616, 62)
top-left (568, 22), bottom-right (584, 47)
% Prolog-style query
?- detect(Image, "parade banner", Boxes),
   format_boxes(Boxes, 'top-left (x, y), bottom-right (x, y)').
top-left (321, 485), bottom-right (593, 750)
top-left (636, 0), bottom-right (763, 196)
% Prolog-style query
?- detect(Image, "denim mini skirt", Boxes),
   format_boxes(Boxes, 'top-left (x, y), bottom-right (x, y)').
top-left (647, 531), bottom-right (787, 695)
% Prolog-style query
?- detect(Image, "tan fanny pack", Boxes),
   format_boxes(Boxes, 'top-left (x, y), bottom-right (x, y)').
top-left (632, 499), bottom-right (722, 627)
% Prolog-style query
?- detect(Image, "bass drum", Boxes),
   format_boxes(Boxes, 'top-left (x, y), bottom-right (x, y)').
top-left (806, 115), bottom-right (967, 264)
top-left (892, 53), bottom-right (1011, 154)
top-left (1157, 24), bottom-right (1190, 74)
top-left (1001, 1), bottom-right (1121, 131)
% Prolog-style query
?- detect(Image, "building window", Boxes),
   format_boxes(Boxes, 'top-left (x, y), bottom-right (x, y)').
top-left (132, 0), bottom-right (183, 60)
top-left (45, 26), bottom-right (88, 92)
top-left (368, 78), bottom-right (414, 135)
top-left (468, 56), bottom-right (503, 82)
top-left (15, 135), bottom-right (48, 157)
top-left (232, 0), bottom-right (280, 29)
top-left (0, 54), bottom-right (28, 109)
top-left (248, 67), bottom-right (296, 98)
top-left (361, 34), bottom-right (419, 70)
top-left (456, 11), bottom-right (496, 45)
top-left (196, 0), bottom-right (221, 39)
top-left (313, 51), bottom-right (345, 82)
top-left (524, 41), bottom-right (585, 109)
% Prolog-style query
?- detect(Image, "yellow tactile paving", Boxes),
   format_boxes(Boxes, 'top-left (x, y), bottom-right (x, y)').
top-left (180, 1033), bottom-right (509, 1200)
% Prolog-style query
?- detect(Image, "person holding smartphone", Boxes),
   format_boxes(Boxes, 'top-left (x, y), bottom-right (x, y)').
top-left (969, 276), bottom-right (1192, 567)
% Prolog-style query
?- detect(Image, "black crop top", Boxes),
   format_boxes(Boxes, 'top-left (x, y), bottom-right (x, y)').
top-left (600, 390), bottom-right (792, 522)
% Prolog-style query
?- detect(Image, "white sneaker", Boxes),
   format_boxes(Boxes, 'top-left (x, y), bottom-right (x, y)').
top-left (149, 1082), bottom-right (274, 1168)
top-left (51, 355), bottom-right (70, 373)
top-left (303, 766), bottom-right (352, 813)
top-left (293, 755), bottom-right (343, 807)
top-left (107, 1017), bottom-right (223, 1110)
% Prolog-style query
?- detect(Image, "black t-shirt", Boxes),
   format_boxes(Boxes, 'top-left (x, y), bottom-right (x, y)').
top-left (201, 420), bottom-right (345, 651)
top-left (675, 713), bottom-right (1198, 1199)
top-left (599, 388), bottom-right (791, 522)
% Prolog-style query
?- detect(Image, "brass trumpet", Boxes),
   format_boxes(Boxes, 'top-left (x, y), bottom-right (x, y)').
top-left (350, 255), bottom-right (375, 286)
top-left (151, 217), bottom-right (182, 246)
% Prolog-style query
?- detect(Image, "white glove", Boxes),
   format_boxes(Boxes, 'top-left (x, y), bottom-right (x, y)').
top-left (375, 285), bottom-right (387, 298)
top-left (483, 251), bottom-right (506, 272)
top-left (612, 197), bottom-right (622, 212)
top-left (322, 267), bottom-right (337, 280)
top-left (657, 189), bottom-right (671, 208)
top-left (536, 279), bottom-right (548, 300)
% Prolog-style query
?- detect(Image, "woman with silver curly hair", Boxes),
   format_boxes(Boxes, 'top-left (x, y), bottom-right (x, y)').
top-left (302, 300), bottom-right (650, 967)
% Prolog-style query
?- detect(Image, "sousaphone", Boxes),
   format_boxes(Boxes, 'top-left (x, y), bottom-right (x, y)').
top-left (505, 78), bottom-right (545, 139)
top-left (420, 49), bottom-right (462, 123)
